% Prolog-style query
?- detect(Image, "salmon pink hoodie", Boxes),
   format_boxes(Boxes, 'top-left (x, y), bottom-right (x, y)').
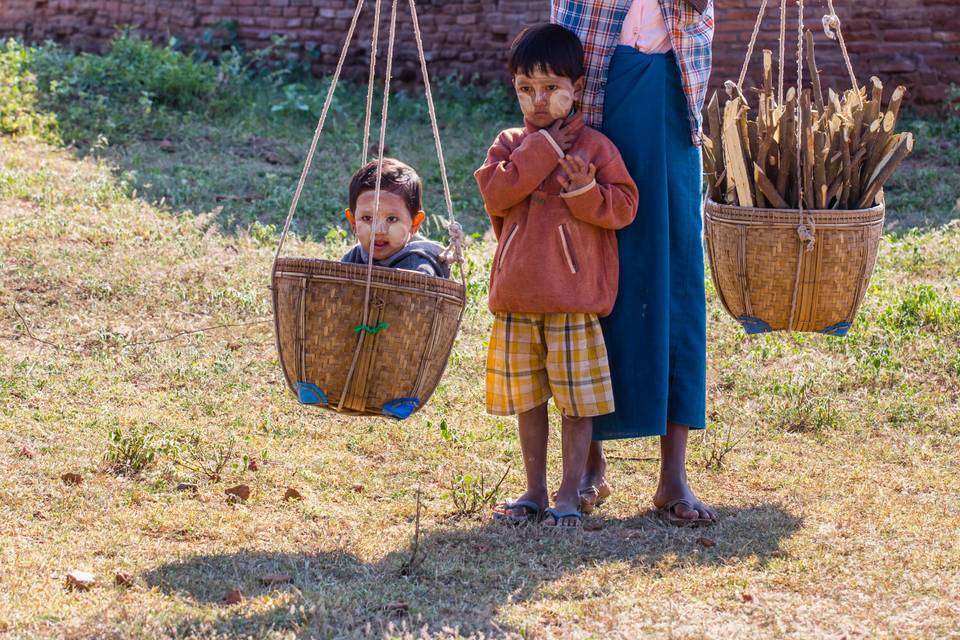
top-left (475, 112), bottom-right (638, 316)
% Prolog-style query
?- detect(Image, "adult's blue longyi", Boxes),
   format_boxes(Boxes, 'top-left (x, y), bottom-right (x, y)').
top-left (593, 46), bottom-right (706, 439)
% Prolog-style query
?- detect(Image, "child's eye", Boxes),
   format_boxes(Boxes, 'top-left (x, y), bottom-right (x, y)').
top-left (547, 85), bottom-right (558, 91)
top-left (360, 216), bottom-right (373, 223)
top-left (386, 216), bottom-right (399, 224)
top-left (518, 86), bottom-right (531, 93)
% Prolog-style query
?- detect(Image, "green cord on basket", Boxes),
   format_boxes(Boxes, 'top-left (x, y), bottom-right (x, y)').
top-left (354, 322), bottom-right (389, 335)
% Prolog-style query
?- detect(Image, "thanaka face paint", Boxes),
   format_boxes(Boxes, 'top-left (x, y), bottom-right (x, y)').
top-left (512, 70), bottom-right (583, 128)
top-left (347, 190), bottom-right (425, 261)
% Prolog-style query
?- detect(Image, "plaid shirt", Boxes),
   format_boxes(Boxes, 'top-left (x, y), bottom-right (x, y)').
top-left (552, 0), bottom-right (715, 145)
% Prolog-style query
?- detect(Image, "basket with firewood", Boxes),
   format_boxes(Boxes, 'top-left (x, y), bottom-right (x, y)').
top-left (702, 0), bottom-right (913, 336)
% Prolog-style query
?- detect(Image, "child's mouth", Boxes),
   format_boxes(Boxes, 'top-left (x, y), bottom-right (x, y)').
top-left (374, 241), bottom-right (388, 248)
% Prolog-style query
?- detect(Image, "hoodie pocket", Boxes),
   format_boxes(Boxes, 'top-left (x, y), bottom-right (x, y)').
top-left (558, 224), bottom-right (578, 275)
top-left (498, 223), bottom-right (519, 272)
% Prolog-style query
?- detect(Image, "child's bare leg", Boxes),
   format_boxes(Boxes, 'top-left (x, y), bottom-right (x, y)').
top-left (504, 402), bottom-right (550, 516)
top-left (547, 415), bottom-right (592, 526)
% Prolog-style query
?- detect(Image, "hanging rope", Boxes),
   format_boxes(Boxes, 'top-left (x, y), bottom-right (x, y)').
top-left (408, 0), bottom-right (466, 285)
top-left (736, 0), bottom-right (769, 93)
top-left (824, 0), bottom-right (860, 100)
top-left (362, 0), bottom-right (383, 165)
top-left (777, 0), bottom-right (786, 104)
top-left (338, 0), bottom-right (399, 411)
top-left (273, 0), bottom-right (365, 262)
top-left (787, 0), bottom-right (816, 331)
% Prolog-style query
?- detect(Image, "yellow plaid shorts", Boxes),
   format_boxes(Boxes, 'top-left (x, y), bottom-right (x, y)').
top-left (486, 312), bottom-right (615, 418)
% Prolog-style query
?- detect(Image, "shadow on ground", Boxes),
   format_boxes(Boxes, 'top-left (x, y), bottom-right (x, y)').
top-left (142, 502), bottom-right (801, 637)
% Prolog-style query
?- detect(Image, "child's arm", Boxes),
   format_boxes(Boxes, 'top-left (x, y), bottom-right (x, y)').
top-left (474, 129), bottom-right (564, 216)
top-left (558, 149), bottom-right (639, 230)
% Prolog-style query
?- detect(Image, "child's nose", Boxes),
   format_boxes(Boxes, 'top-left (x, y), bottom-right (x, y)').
top-left (373, 220), bottom-right (388, 234)
top-left (534, 90), bottom-right (548, 105)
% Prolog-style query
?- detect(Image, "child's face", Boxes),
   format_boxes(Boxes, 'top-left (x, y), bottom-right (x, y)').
top-left (512, 69), bottom-right (585, 129)
top-left (346, 190), bottom-right (425, 261)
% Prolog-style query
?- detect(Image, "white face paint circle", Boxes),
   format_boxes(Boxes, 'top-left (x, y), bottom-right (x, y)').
top-left (517, 92), bottom-right (537, 119)
top-left (548, 90), bottom-right (573, 120)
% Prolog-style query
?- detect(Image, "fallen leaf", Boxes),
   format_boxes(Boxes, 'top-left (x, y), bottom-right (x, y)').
top-left (351, 484), bottom-right (364, 493)
top-left (247, 458), bottom-right (260, 472)
top-left (226, 341), bottom-right (242, 351)
top-left (17, 446), bottom-right (36, 459)
top-left (258, 574), bottom-right (292, 586)
top-left (65, 570), bottom-right (96, 591)
top-left (741, 592), bottom-right (754, 602)
top-left (283, 487), bottom-right (303, 501)
top-left (224, 589), bottom-right (244, 605)
top-left (225, 484), bottom-right (250, 502)
top-left (696, 536), bottom-right (716, 548)
top-left (32, 511), bottom-right (46, 520)
top-left (61, 472), bottom-right (83, 485)
top-left (176, 482), bottom-right (199, 493)
top-left (159, 139), bottom-right (176, 153)
top-left (115, 572), bottom-right (134, 588)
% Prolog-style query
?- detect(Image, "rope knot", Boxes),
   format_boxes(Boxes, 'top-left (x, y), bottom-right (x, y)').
top-left (797, 223), bottom-right (816, 252)
top-left (439, 221), bottom-right (465, 265)
top-left (822, 14), bottom-right (841, 40)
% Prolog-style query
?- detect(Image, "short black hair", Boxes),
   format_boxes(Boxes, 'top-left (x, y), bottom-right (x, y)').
top-left (508, 24), bottom-right (585, 80)
top-left (348, 157), bottom-right (422, 218)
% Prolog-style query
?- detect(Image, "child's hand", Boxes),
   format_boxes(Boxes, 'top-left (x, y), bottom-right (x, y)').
top-left (559, 155), bottom-right (597, 193)
top-left (545, 118), bottom-right (577, 152)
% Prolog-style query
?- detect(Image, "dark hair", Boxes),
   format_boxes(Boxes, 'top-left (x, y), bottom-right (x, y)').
top-left (348, 157), bottom-right (423, 218)
top-left (508, 24), bottom-right (585, 80)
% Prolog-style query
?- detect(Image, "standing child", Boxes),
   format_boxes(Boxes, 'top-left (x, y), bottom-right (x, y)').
top-left (475, 24), bottom-right (638, 528)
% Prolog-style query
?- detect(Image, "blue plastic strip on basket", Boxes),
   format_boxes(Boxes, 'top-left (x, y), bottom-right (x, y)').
top-left (738, 315), bottom-right (773, 335)
top-left (382, 397), bottom-right (420, 420)
top-left (296, 382), bottom-right (328, 405)
top-left (819, 321), bottom-right (851, 337)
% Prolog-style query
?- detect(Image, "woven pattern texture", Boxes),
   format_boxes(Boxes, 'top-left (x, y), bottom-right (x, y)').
top-left (272, 258), bottom-right (465, 417)
top-left (704, 199), bottom-right (884, 333)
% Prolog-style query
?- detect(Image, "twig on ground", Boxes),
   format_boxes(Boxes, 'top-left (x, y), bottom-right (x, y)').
top-left (399, 484), bottom-right (425, 576)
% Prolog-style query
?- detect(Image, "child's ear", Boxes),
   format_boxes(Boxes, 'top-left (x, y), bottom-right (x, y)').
top-left (411, 211), bottom-right (426, 233)
top-left (574, 76), bottom-right (586, 102)
top-left (345, 208), bottom-right (356, 230)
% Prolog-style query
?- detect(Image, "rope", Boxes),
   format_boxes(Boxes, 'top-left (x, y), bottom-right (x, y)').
top-left (408, 0), bottom-right (466, 285)
top-left (787, 0), bottom-right (816, 331)
top-left (338, 0), bottom-right (399, 410)
top-left (362, 0), bottom-right (383, 165)
top-left (736, 0), bottom-right (770, 93)
top-left (824, 0), bottom-right (860, 100)
top-left (778, 0), bottom-right (786, 104)
top-left (273, 0), bottom-right (365, 262)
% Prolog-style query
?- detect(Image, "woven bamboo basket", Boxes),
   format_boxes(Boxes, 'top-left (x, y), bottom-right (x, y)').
top-left (272, 258), bottom-right (466, 418)
top-left (704, 198), bottom-right (884, 336)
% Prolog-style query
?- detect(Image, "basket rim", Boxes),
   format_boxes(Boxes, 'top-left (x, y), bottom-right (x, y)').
top-left (705, 198), bottom-right (884, 218)
top-left (273, 256), bottom-right (466, 300)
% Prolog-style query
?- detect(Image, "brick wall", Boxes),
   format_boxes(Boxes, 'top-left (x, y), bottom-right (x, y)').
top-left (2, 1), bottom-right (957, 110)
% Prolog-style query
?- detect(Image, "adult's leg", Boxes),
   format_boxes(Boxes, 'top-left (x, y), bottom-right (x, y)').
top-left (652, 421), bottom-right (716, 521)
top-left (546, 415), bottom-right (593, 527)
top-left (580, 441), bottom-right (611, 504)
top-left (503, 402), bottom-right (550, 517)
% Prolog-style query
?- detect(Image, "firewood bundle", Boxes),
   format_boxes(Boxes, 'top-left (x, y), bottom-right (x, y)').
top-left (703, 37), bottom-right (914, 211)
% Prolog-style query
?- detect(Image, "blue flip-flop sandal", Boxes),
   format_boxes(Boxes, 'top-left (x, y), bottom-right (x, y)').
top-left (542, 507), bottom-right (583, 529)
top-left (493, 499), bottom-right (543, 525)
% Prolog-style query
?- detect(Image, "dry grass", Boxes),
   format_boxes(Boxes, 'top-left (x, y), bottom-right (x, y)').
top-left (2, 137), bottom-right (959, 639)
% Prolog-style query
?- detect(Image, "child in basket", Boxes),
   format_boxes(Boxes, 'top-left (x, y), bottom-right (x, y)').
top-left (341, 158), bottom-right (450, 278)
top-left (475, 24), bottom-right (638, 528)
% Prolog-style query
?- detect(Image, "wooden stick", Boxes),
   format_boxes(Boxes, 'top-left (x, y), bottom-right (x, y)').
top-left (754, 163), bottom-right (789, 208)
top-left (858, 132), bottom-right (914, 208)
top-left (722, 97), bottom-right (753, 207)
top-left (804, 29), bottom-right (825, 114)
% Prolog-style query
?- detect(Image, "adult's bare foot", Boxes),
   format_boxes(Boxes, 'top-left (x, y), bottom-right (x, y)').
top-left (579, 441), bottom-right (612, 511)
top-left (653, 422), bottom-right (717, 525)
